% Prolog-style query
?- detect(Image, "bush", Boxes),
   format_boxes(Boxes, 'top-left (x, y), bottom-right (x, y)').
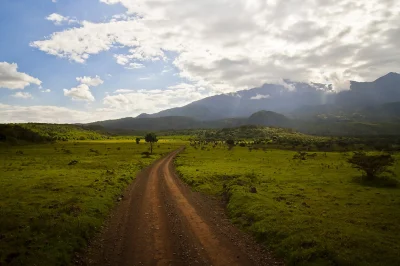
top-left (348, 151), bottom-right (395, 180)
top-left (226, 139), bottom-right (235, 146)
top-left (293, 151), bottom-right (308, 160)
top-left (141, 151), bottom-right (151, 158)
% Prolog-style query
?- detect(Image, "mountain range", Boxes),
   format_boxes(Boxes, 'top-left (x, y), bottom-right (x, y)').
top-left (90, 72), bottom-right (400, 136)
top-left (136, 72), bottom-right (400, 120)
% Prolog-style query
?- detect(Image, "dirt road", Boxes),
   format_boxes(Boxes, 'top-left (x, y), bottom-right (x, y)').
top-left (81, 149), bottom-right (282, 266)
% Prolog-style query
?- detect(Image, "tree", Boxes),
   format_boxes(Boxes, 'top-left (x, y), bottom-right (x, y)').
top-left (226, 139), bottom-right (235, 146)
top-left (226, 139), bottom-right (235, 150)
top-left (144, 133), bottom-right (158, 154)
top-left (347, 151), bottom-right (395, 180)
top-left (136, 138), bottom-right (141, 144)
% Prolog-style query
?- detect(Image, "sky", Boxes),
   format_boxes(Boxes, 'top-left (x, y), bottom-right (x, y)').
top-left (0, 0), bottom-right (399, 123)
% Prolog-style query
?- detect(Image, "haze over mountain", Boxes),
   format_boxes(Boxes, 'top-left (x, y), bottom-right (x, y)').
top-left (136, 72), bottom-right (400, 121)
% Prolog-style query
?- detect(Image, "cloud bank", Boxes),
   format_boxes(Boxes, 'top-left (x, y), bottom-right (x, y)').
top-left (31, 0), bottom-right (400, 91)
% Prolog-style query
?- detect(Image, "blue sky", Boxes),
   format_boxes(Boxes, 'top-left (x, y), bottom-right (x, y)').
top-left (0, 0), bottom-right (399, 123)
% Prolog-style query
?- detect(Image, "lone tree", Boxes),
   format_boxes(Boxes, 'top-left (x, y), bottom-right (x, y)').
top-left (347, 151), bottom-right (395, 180)
top-left (226, 139), bottom-right (235, 150)
top-left (226, 139), bottom-right (235, 146)
top-left (136, 137), bottom-right (141, 144)
top-left (145, 133), bottom-right (158, 154)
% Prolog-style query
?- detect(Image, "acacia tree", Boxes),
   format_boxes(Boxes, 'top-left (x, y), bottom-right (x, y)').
top-left (136, 137), bottom-right (141, 144)
top-left (145, 133), bottom-right (158, 154)
top-left (347, 151), bottom-right (395, 180)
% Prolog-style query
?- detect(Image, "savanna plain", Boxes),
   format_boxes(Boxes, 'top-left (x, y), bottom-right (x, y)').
top-left (1, 130), bottom-right (399, 266)
top-left (0, 139), bottom-right (183, 265)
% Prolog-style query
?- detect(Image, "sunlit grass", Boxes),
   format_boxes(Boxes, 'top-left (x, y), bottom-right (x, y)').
top-left (175, 145), bottom-right (400, 265)
top-left (0, 140), bottom-right (183, 266)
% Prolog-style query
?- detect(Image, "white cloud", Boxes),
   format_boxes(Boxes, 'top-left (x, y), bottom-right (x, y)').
top-left (114, 89), bottom-right (135, 93)
top-left (250, 94), bottom-right (270, 100)
top-left (63, 76), bottom-right (103, 102)
top-left (63, 84), bottom-right (95, 101)
top-left (41, 89), bottom-right (51, 93)
top-left (0, 104), bottom-right (113, 123)
top-left (114, 54), bottom-right (146, 69)
top-left (104, 86), bottom-right (212, 113)
top-left (114, 54), bottom-right (130, 65)
top-left (0, 62), bottom-right (41, 90)
top-left (46, 13), bottom-right (78, 26)
top-left (12, 92), bottom-right (33, 99)
top-left (32, 0), bottom-right (400, 91)
top-left (52, 0), bottom-right (57, 3)
top-left (0, 83), bottom-right (212, 122)
top-left (138, 76), bottom-right (153, 80)
top-left (76, 75), bottom-right (104, 86)
top-left (127, 63), bottom-right (144, 69)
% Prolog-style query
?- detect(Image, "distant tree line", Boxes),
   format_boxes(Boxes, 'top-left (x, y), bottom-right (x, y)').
top-left (0, 123), bottom-right (108, 144)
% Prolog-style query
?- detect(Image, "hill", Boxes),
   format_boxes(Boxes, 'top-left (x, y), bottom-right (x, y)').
top-left (247, 110), bottom-right (292, 127)
top-left (89, 107), bottom-right (400, 136)
top-left (0, 123), bottom-right (108, 143)
top-left (89, 111), bottom-right (291, 133)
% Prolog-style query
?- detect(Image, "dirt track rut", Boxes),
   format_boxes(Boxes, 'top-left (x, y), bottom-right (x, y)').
top-left (81, 149), bottom-right (282, 266)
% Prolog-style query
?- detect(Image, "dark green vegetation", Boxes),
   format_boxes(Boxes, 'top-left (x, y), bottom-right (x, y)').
top-left (0, 140), bottom-right (182, 266)
top-left (191, 126), bottom-right (400, 152)
top-left (88, 106), bottom-right (400, 136)
top-left (175, 145), bottom-right (400, 265)
top-left (0, 123), bottom-right (108, 143)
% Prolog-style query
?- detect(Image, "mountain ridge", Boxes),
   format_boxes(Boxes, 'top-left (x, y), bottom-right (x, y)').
top-left (138, 72), bottom-right (400, 121)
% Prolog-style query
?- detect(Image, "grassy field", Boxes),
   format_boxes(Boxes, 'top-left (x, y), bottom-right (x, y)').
top-left (175, 145), bottom-right (400, 265)
top-left (0, 140), bottom-right (182, 266)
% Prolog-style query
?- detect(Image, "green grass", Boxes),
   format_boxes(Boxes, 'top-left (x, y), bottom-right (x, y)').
top-left (0, 140), bottom-right (183, 265)
top-left (175, 145), bottom-right (400, 266)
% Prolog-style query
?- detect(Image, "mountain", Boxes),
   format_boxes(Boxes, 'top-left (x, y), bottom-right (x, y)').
top-left (89, 111), bottom-right (290, 132)
top-left (333, 72), bottom-right (400, 107)
top-left (139, 72), bottom-right (400, 121)
top-left (139, 82), bottom-right (333, 120)
top-left (89, 108), bottom-right (400, 136)
top-left (88, 72), bottom-right (400, 136)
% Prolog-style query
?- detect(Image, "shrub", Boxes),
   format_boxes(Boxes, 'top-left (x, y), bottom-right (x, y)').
top-left (141, 151), bottom-right (151, 158)
top-left (293, 151), bottom-right (308, 160)
top-left (347, 151), bottom-right (395, 180)
top-left (68, 160), bottom-right (78, 165)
